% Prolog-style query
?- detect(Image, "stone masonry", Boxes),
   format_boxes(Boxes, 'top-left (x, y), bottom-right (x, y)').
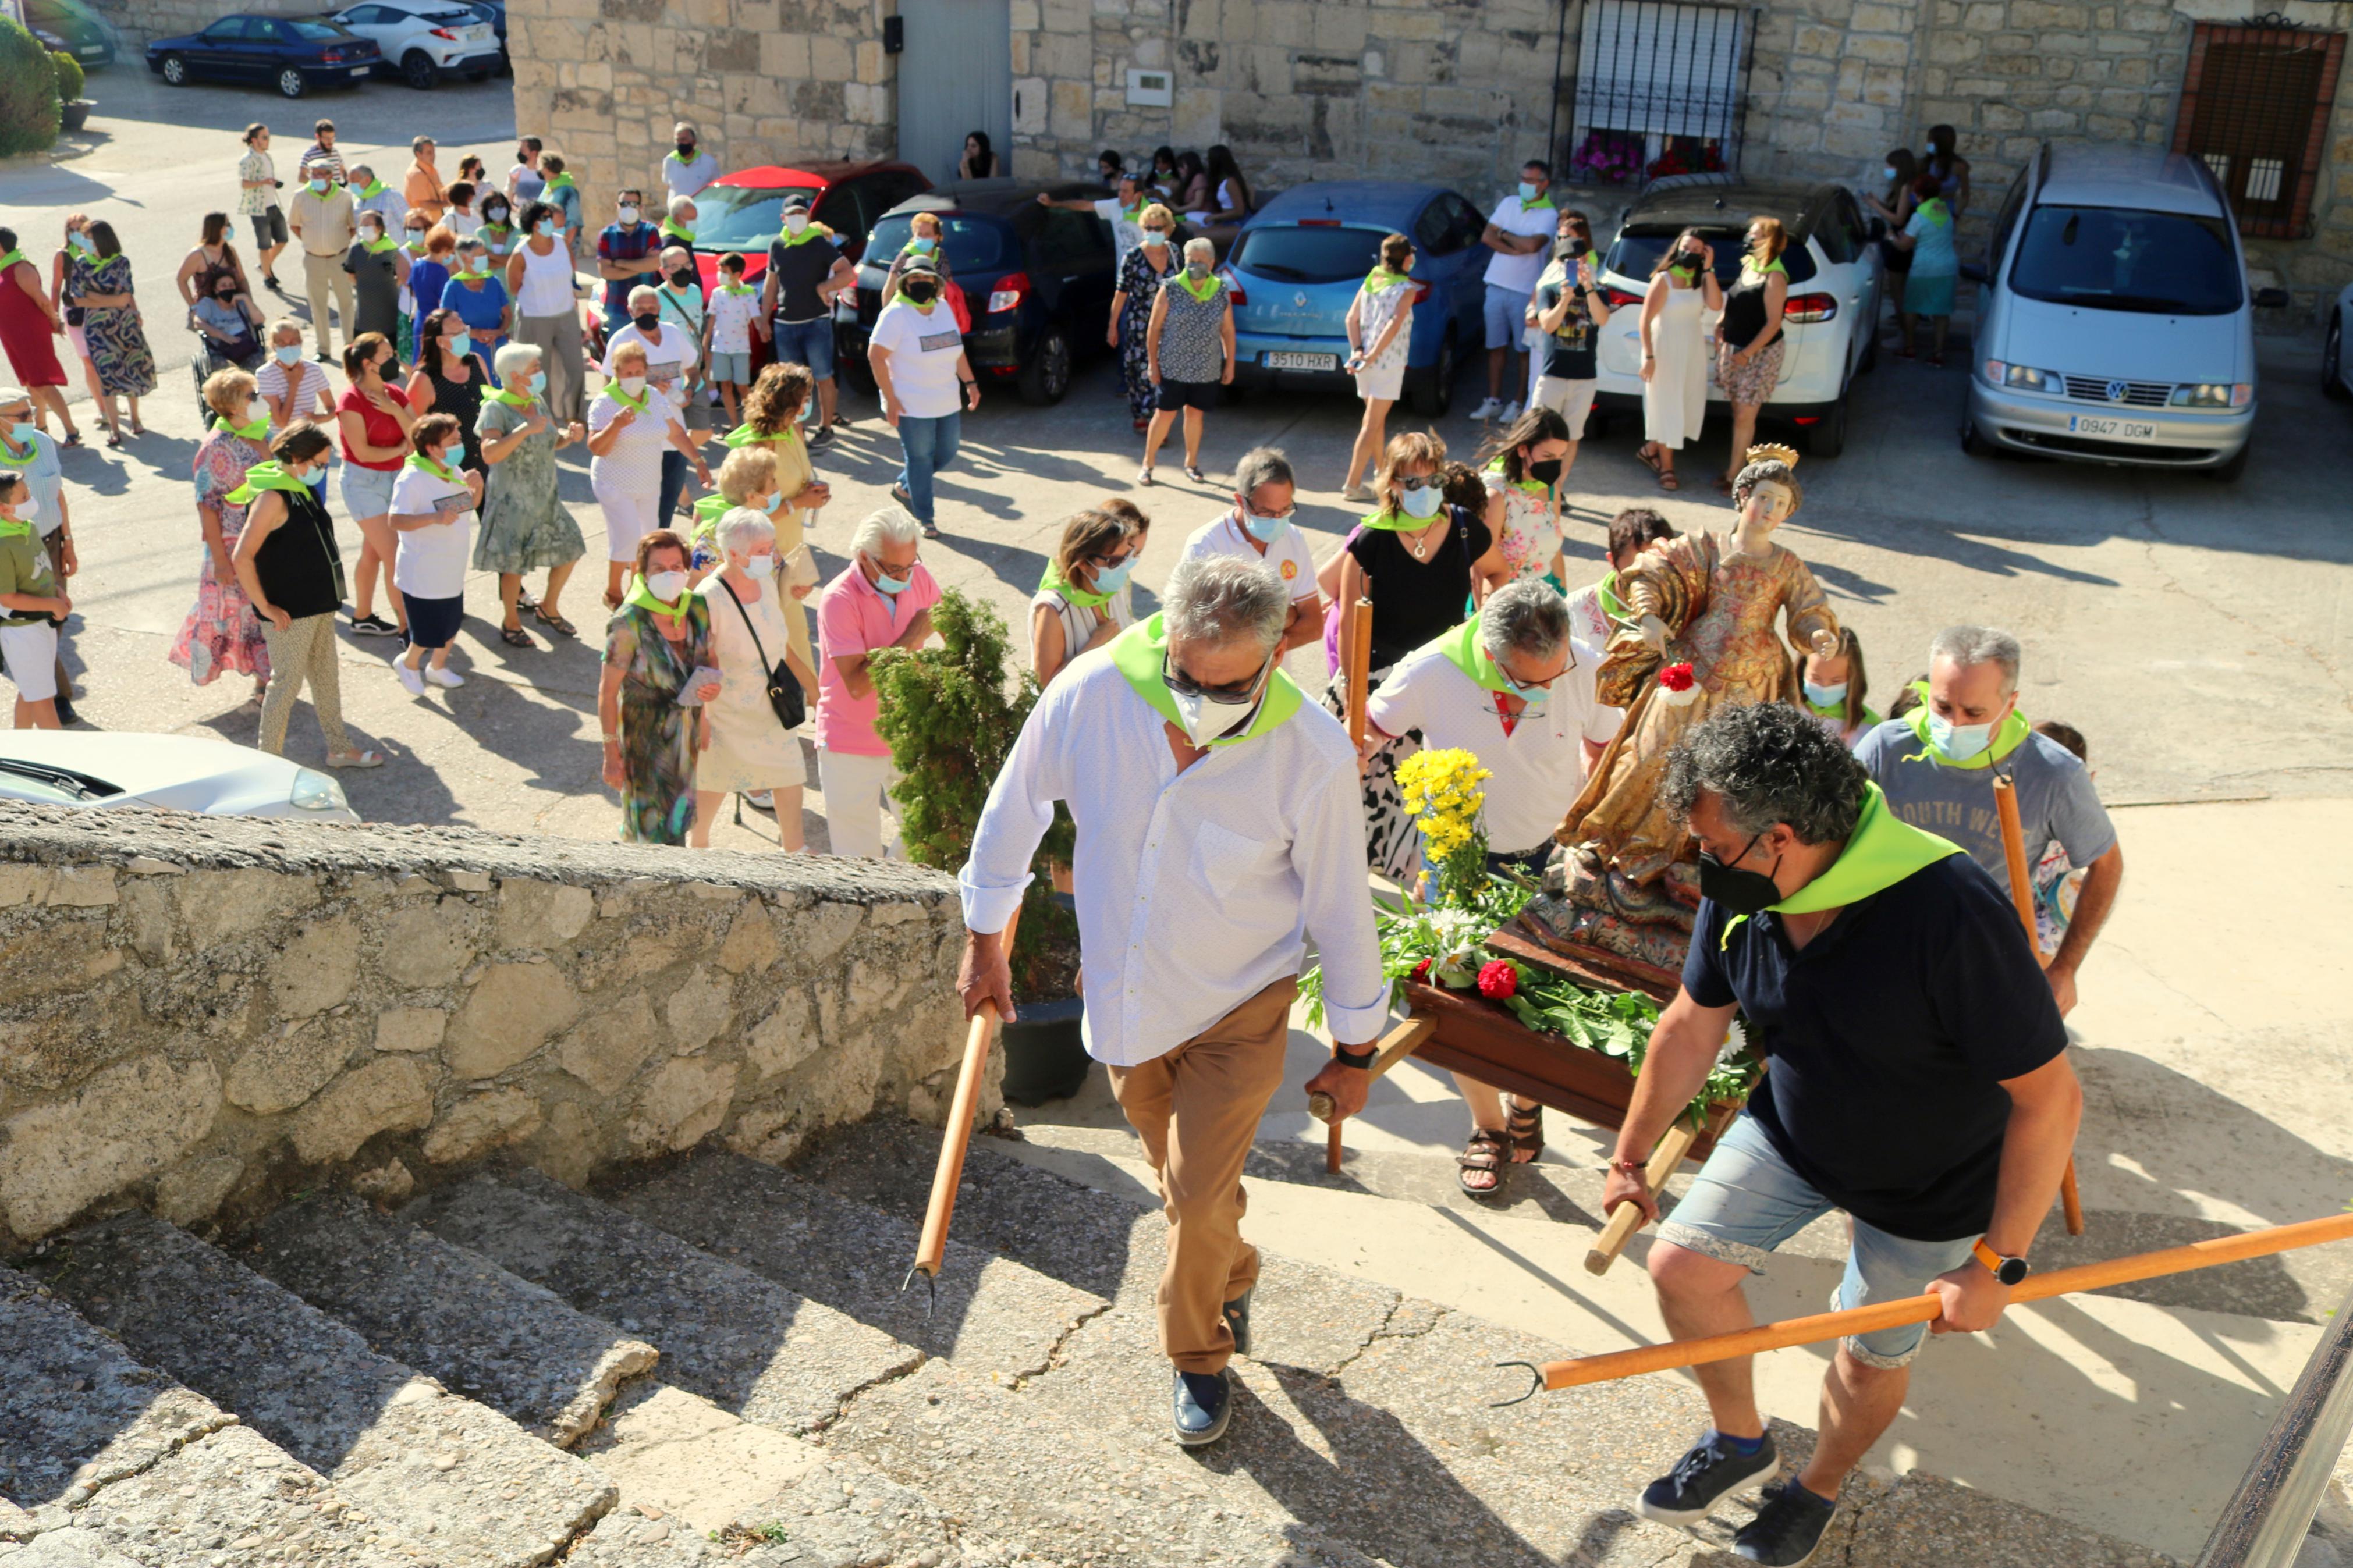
top-left (0, 802), bottom-right (989, 1250)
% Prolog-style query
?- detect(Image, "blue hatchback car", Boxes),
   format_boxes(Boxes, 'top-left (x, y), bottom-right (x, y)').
top-left (1223, 181), bottom-right (1489, 417)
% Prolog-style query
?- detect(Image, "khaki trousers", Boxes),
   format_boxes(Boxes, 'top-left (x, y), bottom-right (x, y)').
top-left (258, 611), bottom-right (352, 758)
top-left (1106, 975), bottom-right (1297, 1375)
top-left (303, 250), bottom-right (357, 361)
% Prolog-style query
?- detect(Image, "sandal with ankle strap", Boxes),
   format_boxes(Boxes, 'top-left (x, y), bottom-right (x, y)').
top-left (1457, 1128), bottom-right (1509, 1199)
top-left (1506, 1101), bottom-right (1544, 1164)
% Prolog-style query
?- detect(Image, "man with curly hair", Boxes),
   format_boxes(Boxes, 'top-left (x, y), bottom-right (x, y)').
top-left (1605, 701), bottom-right (2080, 1566)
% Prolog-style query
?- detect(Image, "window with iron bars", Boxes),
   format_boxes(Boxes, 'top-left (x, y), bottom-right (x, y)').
top-left (2171, 21), bottom-right (2345, 239)
top-left (1564, 1), bottom-right (1753, 187)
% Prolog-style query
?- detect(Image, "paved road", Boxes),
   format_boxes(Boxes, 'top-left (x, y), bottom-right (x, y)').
top-left (8, 72), bottom-right (2353, 855)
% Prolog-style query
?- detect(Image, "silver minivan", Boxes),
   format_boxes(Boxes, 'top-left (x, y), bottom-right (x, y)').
top-left (1965, 143), bottom-right (2287, 482)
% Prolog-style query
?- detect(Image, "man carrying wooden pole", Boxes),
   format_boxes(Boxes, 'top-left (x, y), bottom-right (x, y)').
top-left (956, 555), bottom-right (1386, 1450)
top-left (1599, 703), bottom-right (2081, 1566)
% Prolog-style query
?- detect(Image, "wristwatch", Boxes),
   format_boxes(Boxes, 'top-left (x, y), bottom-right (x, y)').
top-left (1972, 1238), bottom-right (2029, 1286)
top-left (1332, 1043), bottom-right (1376, 1070)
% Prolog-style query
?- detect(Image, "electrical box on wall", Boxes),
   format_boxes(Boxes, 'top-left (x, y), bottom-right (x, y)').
top-left (1126, 68), bottom-right (1172, 107)
top-left (883, 15), bottom-right (902, 53)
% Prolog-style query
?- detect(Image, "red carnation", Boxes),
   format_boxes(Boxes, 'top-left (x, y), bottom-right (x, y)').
top-left (1410, 959), bottom-right (1433, 984)
top-left (1659, 662), bottom-right (1697, 693)
top-left (1477, 960), bottom-right (1519, 1000)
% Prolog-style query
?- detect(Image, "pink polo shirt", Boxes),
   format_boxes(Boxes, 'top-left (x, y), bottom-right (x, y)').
top-left (815, 559), bottom-right (942, 756)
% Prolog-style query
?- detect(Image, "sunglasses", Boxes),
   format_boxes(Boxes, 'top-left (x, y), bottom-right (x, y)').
top-left (1163, 650), bottom-right (1271, 705)
top-left (1397, 475), bottom-right (1440, 494)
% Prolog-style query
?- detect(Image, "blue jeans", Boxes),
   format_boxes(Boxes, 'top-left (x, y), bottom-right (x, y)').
top-left (1658, 1114), bottom-right (1981, 1369)
top-left (658, 449), bottom-right (687, 535)
top-left (895, 410), bottom-right (961, 528)
top-left (771, 316), bottom-right (836, 383)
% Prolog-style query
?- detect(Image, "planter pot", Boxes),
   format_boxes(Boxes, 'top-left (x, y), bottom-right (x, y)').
top-left (999, 995), bottom-right (1089, 1105)
top-left (61, 101), bottom-right (93, 132)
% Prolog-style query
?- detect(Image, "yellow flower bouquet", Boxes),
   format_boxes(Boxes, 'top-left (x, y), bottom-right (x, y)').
top-left (1396, 746), bottom-right (1493, 909)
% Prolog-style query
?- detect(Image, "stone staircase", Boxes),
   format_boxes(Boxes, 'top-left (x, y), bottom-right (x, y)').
top-left (2, 1119), bottom-right (2185, 1567)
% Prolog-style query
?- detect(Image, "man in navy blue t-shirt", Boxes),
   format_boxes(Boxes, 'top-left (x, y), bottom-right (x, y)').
top-left (1605, 702), bottom-right (2081, 1567)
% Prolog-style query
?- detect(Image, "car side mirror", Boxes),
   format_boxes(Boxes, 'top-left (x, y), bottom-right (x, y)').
top-left (2252, 286), bottom-right (2290, 310)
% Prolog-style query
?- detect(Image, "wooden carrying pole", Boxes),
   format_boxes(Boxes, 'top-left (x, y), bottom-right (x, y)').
top-left (1586, 1123), bottom-right (1698, 1275)
top-left (907, 908), bottom-right (1019, 1300)
top-left (1344, 598), bottom-right (1374, 750)
top-left (1993, 773), bottom-right (2086, 1237)
top-left (1311, 1016), bottom-right (1436, 1173)
top-left (1507, 1210), bottom-right (2353, 1398)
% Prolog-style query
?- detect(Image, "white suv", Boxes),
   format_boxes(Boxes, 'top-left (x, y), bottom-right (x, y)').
top-left (1965, 143), bottom-right (2286, 481)
top-left (1589, 176), bottom-right (1885, 458)
top-left (331, 0), bottom-right (499, 88)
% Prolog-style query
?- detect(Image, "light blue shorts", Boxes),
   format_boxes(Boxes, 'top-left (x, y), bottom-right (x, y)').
top-left (707, 350), bottom-right (751, 386)
top-left (1484, 284), bottom-right (1532, 350)
top-left (1658, 1113), bottom-right (1981, 1368)
top-left (338, 461), bottom-right (399, 521)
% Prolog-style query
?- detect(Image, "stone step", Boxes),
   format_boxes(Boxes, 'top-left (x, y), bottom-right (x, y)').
top-left (0, 1278), bottom-right (404, 1566)
top-left (249, 1193), bottom-right (658, 1449)
top-left (407, 1169), bottom-right (918, 1436)
top-left (19, 1214), bottom-right (615, 1568)
top-left (605, 1151), bottom-right (1108, 1382)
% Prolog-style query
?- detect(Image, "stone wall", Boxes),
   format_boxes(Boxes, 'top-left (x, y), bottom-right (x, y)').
top-left (1008, 0), bottom-right (1575, 204)
top-left (0, 804), bottom-right (986, 1250)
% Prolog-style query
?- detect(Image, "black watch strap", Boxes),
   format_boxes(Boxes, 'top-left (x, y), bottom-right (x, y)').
top-left (1332, 1043), bottom-right (1376, 1070)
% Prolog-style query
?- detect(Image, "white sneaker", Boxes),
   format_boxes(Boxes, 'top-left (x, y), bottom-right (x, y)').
top-left (395, 662), bottom-right (426, 696)
top-left (1469, 397), bottom-right (1502, 420)
top-left (1500, 400), bottom-right (1523, 421)
top-left (424, 665), bottom-right (465, 688)
top-left (745, 790), bottom-right (775, 810)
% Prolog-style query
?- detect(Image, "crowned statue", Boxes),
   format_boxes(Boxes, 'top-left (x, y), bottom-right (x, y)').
top-left (1516, 445), bottom-right (1840, 984)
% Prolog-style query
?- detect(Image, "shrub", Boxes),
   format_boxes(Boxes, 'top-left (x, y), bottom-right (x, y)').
top-left (50, 50), bottom-right (84, 105)
top-left (870, 588), bottom-right (1077, 1000)
top-left (0, 19), bottom-right (61, 156)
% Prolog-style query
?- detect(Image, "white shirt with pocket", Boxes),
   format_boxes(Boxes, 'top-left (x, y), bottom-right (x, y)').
top-left (386, 464), bottom-right (475, 600)
top-left (868, 299), bottom-right (965, 419)
top-left (1177, 513), bottom-right (1319, 605)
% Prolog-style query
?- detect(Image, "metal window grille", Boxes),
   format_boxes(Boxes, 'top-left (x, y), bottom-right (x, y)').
top-left (2172, 21), bottom-right (2345, 239)
top-left (1563, 2), bottom-right (1754, 187)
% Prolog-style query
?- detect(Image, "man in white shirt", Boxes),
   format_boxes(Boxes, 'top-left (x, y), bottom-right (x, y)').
top-left (1037, 170), bottom-right (1149, 274)
top-left (1174, 446), bottom-right (1322, 653)
top-left (959, 555), bottom-right (1386, 1449)
top-left (663, 121), bottom-right (720, 199)
top-left (1364, 579), bottom-right (1623, 1196)
top-left (1473, 158), bottom-right (1559, 422)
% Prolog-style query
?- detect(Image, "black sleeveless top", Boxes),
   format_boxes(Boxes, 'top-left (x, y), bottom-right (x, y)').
top-left (423, 352), bottom-right (488, 471)
top-left (1345, 504), bottom-right (1493, 670)
top-left (1720, 260), bottom-right (1783, 351)
top-left (251, 482), bottom-right (343, 621)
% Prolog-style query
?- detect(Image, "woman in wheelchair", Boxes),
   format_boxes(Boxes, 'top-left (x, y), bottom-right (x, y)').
top-left (191, 279), bottom-right (265, 372)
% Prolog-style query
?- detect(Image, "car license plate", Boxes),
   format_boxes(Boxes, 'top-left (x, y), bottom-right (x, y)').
top-left (350, 65), bottom-right (368, 74)
top-left (1263, 351), bottom-right (1336, 372)
top-left (80, 45), bottom-right (101, 54)
top-left (2068, 414), bottom-right (2156, 440)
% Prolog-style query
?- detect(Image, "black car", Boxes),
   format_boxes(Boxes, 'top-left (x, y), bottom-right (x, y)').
top-left (24, 0), bottom-right (117, 71)
top-left (840, 179), bottom-right (1124, 406)
top-left (147, 13), bottom-right (381, 98)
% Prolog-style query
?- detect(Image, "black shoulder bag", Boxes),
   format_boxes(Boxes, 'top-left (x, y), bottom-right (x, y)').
top-left (716, 575), bottom-right (805, 730)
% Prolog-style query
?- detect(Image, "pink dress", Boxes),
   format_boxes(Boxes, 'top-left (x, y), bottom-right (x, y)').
top-left (168, 430), bottom-right (273, 685)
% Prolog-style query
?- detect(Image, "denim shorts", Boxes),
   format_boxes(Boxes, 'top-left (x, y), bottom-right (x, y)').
top-left (1484, 285), bottom-right (1532, 351)
top-left (771, 316), bottom-right (835, 382)
top-left (1658, 1113), bottom-right (1981, 1368)
top-left (339, 461), bottom-right (399, 520)
top-left (707, 349), bottom-right (751, 386)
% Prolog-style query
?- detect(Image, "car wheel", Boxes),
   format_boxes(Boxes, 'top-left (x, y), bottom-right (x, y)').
top-left (402, 49), bottom-right (438, 88)
top-left (1017, 326), bottom-right (1071, 406)
top-left (158, 52), bottom-right (186, 84)
top-left (275, 66), bottom-right (306, 98)
top-left (1407, 329), bottom-right (1457, 418)
top-left (1806, 396), bottom-right (1847, 458)
top-left (2209, 441), bottom-right (2249, 483)
top-left (2324, 314), bottom-right (2350, 402)
top-left (835, 328), bottom-right (876, 398)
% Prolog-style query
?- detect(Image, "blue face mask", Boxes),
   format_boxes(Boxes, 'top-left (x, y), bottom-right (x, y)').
top-left (273, 343), bottom-right (302, 365)
top-left (6, 422), bottom-right (35, 446)
top-left (529, 368), bottom-right (548, 393)
top-left (1926, 710), bottom-right (1996, 762)
top-left (867, 555), bottom-right (912, 596)
top-left (1398, 478), bottom-right (1443, 519)
top-left (760, 490), bottom-right (783, 515)
top-left (1092, 557), bottom-right (1136, 593)
top-left (1241, 509), bottom-right (1289, 544)
top-left (1517, 180), bottom-right (1540, 203)
top-left (1882, 166), bottom-right (1897, 180)
top-left (1496, 666), bottom-right (1549, 708)
top-left (1803, 679), bottom-right (1847, 709)
top-left (445, 332), bottom-right (473, 360)
top-left (303, 467), bottom-right (328, 492)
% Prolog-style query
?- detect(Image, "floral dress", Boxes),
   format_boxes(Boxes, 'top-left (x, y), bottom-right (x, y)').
top-left (604, 597), bottom-right (714, 845)
top-left (1483, 465), bottom-right (1561, 586)
top-left (473, 393), bottom-right (587, 574)
top-left (169, 428), bottom-right (272, 685)
top-left (1114, 246), bottom-right (1172, 422)
top-left (80, 254), bottom-right (157, 397)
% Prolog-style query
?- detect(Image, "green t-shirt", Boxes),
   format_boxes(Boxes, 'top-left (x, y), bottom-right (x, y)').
top-left (0, 527), bottom-right (55, 626)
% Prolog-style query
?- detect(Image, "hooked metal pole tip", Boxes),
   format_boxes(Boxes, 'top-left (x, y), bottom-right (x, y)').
top-left (899, 1264), bottom-right (939, 1318)
top-left (1489, 1360), bottom-right (1545, 1407)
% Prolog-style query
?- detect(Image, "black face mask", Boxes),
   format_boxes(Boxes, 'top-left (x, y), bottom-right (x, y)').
top-left (1562, 237), bottom-right (1590, 259)
top-left (903, 282), bottom-right (938, 304)
top-left (668, 267), bottom-right (695, 287)
top-left (1697, 831), bottom-right (1783, 916)
top-left (631, 311), bottom-right (661, 332)
top-left (1673, 253), bottom-right (1702, 273)
top-left (1527, 457), bottom-right (1563, 485)
top-left (676, 141), bottom-right (696, 158)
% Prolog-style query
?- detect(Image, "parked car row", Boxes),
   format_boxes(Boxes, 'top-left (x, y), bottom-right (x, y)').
top-left (145, 0), bottom-right (503, 97)
top-left (23, 0), bottom-right (118, 70)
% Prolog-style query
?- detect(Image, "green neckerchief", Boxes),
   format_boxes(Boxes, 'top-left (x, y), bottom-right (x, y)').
top-left (1805, 696), bottom-right (1883, 727)
top-left (1916, 197), bottom-right (1952, 229)
top-left (717, 280), bottom-right (753, 296)
top-left (722, 421), bottom-right (801, 450)
top-left (1359, 504), bottom-right (1445, 534)
top-left (0, 512), bottom-right (33, 540)
top-left (353, 177), bottom-right (386, 200)
top-left (1108, 615), bottom-right (1304, 749)
top-left (491, 386), bottom-right (538, 409)
top-left (690, 492), bottom-right (730, 539)
top-left (403, 236), bottom-right (430, 256)
top-left (404, 450), bottom-right (458, 484)
top-left (361, 235), bottom-right (398, 255)
top-left (1361, 266), bottom-right (1411, 296)
top-left (776, 222), bottom-right (833, 247)
top-left (544, 172), bottom-right (576, 191)
top-left (1435, 615), bottom-right (1518, 696)
top-left (0, 250), bottom-right (25, 272)
top-left (602, 383), bottom-right (651, 417)
top-left (1744, 255), bottom-right (1788, 278)
top-left (1174, 270), bottom-right (1220, 303)
top-left (224, 461), bottom-right (311, 506)
top-left (1119, 202), bottom-right (1145, 224)
top-left (623, 572), bottom-right (691, 625)
top-left (1595, 569), bottom-right (1629, 623)
top-left (1484, 453), bottom-right (1548, 497)
top-left (1721, 783), bottom-right (1964, 947)
top-left (659, 219), bottom-right (695, 246)
top-left (212, 411), bottom-right (270, 443)
top-left (481, 221), bottom-right (513, 247)
top-left (1039, 558), bottom-right (1115, 610)
top-left (666, 147), bottom-right (697, 165)
top-left (888, 292), bottom-right (941, 312)
top-left (1898, 680), bottom-right (2031, 770)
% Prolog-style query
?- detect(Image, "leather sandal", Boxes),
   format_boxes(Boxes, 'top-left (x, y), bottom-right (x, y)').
top-left (1457, 1128), bottom-right (1508, 1199)
top-left (1506, 1102), bottom-right (1544, 1164)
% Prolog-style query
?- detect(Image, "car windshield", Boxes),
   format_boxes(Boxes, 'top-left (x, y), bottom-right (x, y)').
top-left (1604, 225), bottom-right (1819, 287)
top-left (692, 184), bottom-right (824, 249)
top-left (2007, 205), bottom-right (2242, 315)
top-left (1228, 225), bottom-right (1385, 284)
top-left (282, 19), bottom-right (352, 37)
top-left (867, 214), bottom-right (1007, 273)
top-left (0, 758), bottom-right (117, 801)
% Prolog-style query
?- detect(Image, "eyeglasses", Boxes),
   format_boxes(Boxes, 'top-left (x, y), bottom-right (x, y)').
top-left (1163, 650), bottom-right (1271, 705)
top-left (1086, 549), bottom-right (1137, 571)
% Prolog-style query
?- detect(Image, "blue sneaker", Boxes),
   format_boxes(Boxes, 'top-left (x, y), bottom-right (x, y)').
top-left (1222, 1288), bottom-right (1252, 1359)
top-left (1172, 1368), bottom-right (1231, 1446)
top-left (1636, 1430), bottom-right (1779, 1526)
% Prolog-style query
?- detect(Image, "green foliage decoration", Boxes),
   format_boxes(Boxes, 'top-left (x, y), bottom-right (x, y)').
top-left (0, 19), bottom-right (62, 157)
top-left (50, 50), bottom-right (84, 106)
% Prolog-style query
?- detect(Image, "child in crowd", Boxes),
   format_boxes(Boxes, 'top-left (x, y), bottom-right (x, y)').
top-left (1800, 625), bottom-right (1880, 748)
top-left (704, 251), bottom-right (759, 429)
top-left (1886, 675), bottom-right (1928, 720)
top-left (1566, 506), bottom-right (1675, 646)
top-left (2031, 719), bottom-right (2093, 959)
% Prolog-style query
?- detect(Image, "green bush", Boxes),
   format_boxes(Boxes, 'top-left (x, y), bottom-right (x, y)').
top-left (50, 50), bottom-right (84, 105)
top-left (870, 588), bottom-right (1077, 999)
top-left (0, 19), bottom-right (61, 155)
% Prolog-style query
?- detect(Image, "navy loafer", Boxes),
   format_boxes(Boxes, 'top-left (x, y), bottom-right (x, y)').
top-left (1173, 1368), bottom-right (1231, 1446)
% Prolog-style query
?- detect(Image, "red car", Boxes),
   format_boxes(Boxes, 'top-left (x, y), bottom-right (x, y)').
top-left (686, 159), bottom-right (932, 294)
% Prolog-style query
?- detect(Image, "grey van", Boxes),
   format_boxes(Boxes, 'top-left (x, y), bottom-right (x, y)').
top-left (1965, 143), bottom-right (2287, 482)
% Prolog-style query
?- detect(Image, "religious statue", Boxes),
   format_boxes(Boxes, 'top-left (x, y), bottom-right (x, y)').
top-left (1516, 445), bottom-right (1840, 983)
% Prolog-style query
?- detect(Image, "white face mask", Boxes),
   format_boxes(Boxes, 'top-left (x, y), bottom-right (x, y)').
top-left (617, 204), bottom-right (640, 225)
top-left (617, 375), bottom-right (647, 397)
top-left (746, 552), bottom-right (776, 574)
top-left (783, 212), bottom-right (810, 233)
top-left (644, 569), bottom-right (688, 603)
top-left (8, 495), bottom-right (36, 522)
top-left (1169, 660), bottom-right (1268, 747)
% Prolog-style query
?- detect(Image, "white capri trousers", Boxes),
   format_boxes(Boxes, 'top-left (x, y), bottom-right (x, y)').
top-left (817, 747), bottom-right (902, 860)
top-left (594, 484), bottom-right (663, 565)
top-left (1532, 375), bottom-right (1599, 440)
